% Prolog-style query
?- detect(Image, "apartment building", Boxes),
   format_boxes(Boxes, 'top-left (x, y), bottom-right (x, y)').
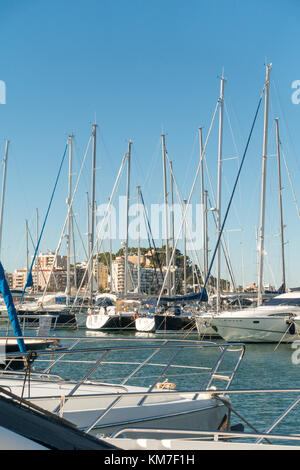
top-left (111, 257), bottom-right (168, 294)
top-left (32, 251), bottom-right (67, 270)
top-left (12, 267), bottom-right (69, 292)
top-left (12, 252), bottom-right (69, 292)
top-left (93, 261), bottom-right (109, 291)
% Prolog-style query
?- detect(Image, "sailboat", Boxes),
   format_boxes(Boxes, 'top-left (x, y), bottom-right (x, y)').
top-left (199, 65), bottom-right (300, 343)
top-left (85, 295), bottom-right (137, 331)
top-left (135, 292), bottom-right (205, 333)
top-left (84, 141), bottom-right (145, 332)
top-left (15, 293), bottom-right (77, 329)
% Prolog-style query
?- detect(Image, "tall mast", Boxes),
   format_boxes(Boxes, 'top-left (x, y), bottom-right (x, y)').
top-left (89, 123), bottom-right (97, 303)
top-left (216, 76), bottom-right (225, 312)
top-left (0, 140), bottom-right (9, 257)
top-left (96, 236), bottom-right (99, 288)
top-left (275, 117), bottom-right (286, 291)
top-left (204, 189), bottom-right (209, 288)
top-left (66, 134), bottom-right (73, 304)
top-left (71, 214), bottom-right (77, 289)
top-left (199, 127), bottom-right (207, 283)
top-left (109, 198), bottom-right (113, 292)
top-left (183, 199), bottom-right (187, 294)
top-left (124, 141), bottom-right (131, 295)
top-left (162, 134), bottom-right (171, 295)
top-left (137, 185), bottom-right (141, 295)
top-left (257, 64), bottom-right (272, 306)
top-left (170, 160), bottom-right (176, 294)
top-left (192, 262), bottom-right (195, 292)
top-left (86, 192), bottom-right (90, 290)
top-left (36, 208), bottom-right (39, 293)
top-left (25, 219), bottom-right (29, 279)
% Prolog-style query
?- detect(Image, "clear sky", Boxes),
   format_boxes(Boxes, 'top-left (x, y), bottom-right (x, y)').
top-left (0, 0), bottom-right (300, 289)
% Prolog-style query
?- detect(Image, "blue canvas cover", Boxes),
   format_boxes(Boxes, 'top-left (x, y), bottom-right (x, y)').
top-left (160, 289), bottom-right (208, 303)
top-left (142, 288), bottom-right (208, 305)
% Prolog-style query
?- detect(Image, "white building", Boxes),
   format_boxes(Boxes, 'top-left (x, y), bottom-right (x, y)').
top-left (111, 257), bottom-right (169, 294)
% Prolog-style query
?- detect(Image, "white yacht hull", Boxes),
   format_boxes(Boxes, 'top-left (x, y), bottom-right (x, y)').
top-left (105, 437), bottom-right (300, 451)
top-left (0, 377), bottom-right (228, 438)
top-left (211, 315), bottom-right (300, 343)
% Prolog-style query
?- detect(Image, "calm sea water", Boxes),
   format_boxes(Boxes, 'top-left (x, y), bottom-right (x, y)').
top-left (9, 326), bottom-right (300, 441)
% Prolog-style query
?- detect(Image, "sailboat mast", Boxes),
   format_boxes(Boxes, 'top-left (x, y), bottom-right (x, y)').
top-left (109, 199), bottom-right (113, 293)
top-left (66, 134), bottom-right (73, 304)
top-left (204, 189), bottom-right (209, 287)
top-left (184, 199), bottom-right (187, 294)
top-left (124, 141), bottom-right (131, 296)
top-left (137, 185), bottom-right (141, 295)
top-left (36, 208), bottom-right (39, 293)
top-left (216, 76), bottom-right (225, 312)
top-left (257, 64), bottom-right (272, 306)
top-left (89, 123), bottom-right (97, 303)
top-left (170, 160), bottom-right (176, 294)
top-left (0, 140), bottom-right (9, 257)
top-left (25, 219), bottom-right (29, 279)
top-left (71, 214), bottom-right (77, 289)
top-left (162, 134), bottom-right (171, 295)
top-left (275, 117), bottom-right (286, 291)
top-left (199, 127), bottom-right (207, 283)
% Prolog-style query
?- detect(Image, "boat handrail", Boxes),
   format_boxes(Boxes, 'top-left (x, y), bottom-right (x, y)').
top-left (1, 336), bottom-right (300, 440)
top-left (0, 336), bottom-right (245, 382)
top-left (109, 426), bottom-right (300, 445)
top-left (0, 336), bottom-right (246, 430)
top-left (8, 386), bottom-right (300, 402)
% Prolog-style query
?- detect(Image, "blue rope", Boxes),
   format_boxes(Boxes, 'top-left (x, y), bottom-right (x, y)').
top-left (19, 143), bottom-right (68, 304)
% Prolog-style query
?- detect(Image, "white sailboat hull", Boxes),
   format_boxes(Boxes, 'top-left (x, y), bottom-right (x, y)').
top-left (86, 312), bottom-right (135, 331)
top-left (86, 314), bottom-right (112, 330)
top-left (135, 317), bottom-right (156, 332)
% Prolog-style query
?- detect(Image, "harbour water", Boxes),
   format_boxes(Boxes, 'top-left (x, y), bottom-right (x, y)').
top-left (22, 326), bottom-right (300, 441)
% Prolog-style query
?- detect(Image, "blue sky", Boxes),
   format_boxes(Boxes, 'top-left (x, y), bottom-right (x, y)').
top-left (0, 0), bottom-right (300, 289)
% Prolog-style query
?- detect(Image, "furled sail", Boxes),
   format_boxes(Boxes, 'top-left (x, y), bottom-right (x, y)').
top-left (142, 288), bottom-right (208, 305)
top-left (160, 288), bottom-right (208, 303)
